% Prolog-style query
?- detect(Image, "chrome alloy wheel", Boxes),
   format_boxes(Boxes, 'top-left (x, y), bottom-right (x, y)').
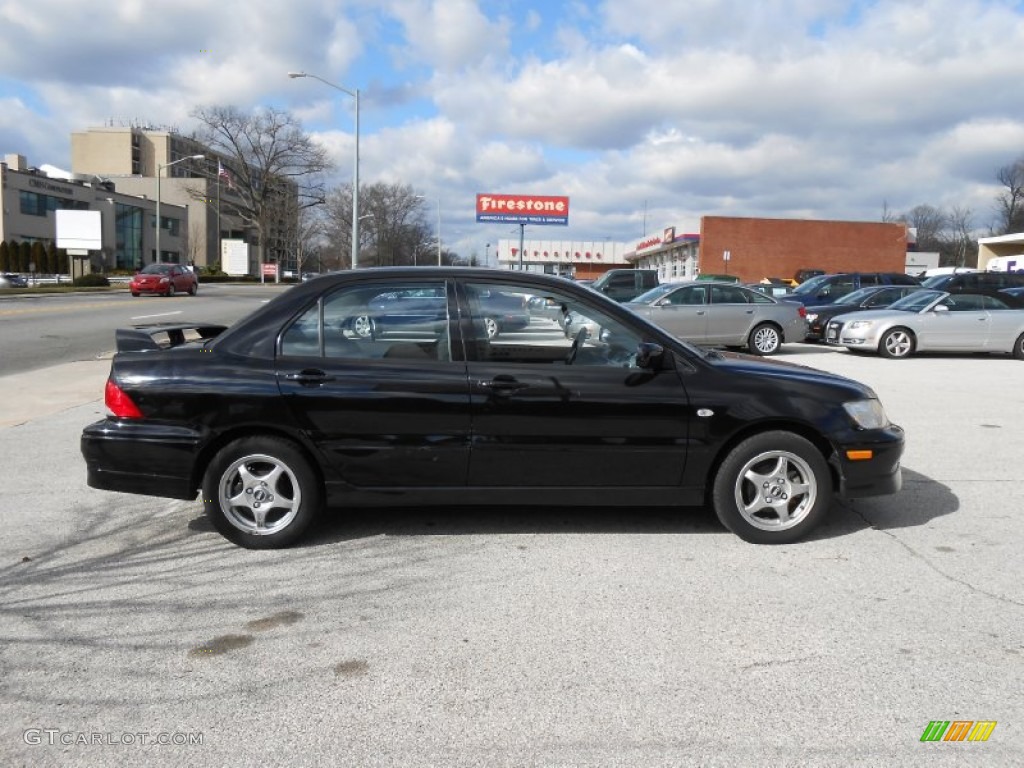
top-left (732, 449), bottom-right (818, 532)
top-left (749, 324), bottom-right (781, 355)
top-left (881, 328), bottom-right (913, 358)
top-left (218, 453), bottom-right (302, 535)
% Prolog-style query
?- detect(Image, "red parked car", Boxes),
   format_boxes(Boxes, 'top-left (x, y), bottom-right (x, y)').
top-left (130, 264), bottom-right (198, 297)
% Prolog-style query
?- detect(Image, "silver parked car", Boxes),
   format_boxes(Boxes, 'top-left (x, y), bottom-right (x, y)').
top-left (624, 281), bottom-right (808, 355)
top-left (825, 289), bottom-right (1024, 359)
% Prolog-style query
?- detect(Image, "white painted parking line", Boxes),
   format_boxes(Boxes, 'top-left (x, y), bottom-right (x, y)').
top-left (131, 311), bottom-right (183, 320)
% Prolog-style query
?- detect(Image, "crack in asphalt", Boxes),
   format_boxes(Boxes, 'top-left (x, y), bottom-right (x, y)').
top-left (846, 504), bottom-right (1024, 609)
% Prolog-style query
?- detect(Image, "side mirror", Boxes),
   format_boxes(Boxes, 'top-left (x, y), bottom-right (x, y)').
top-left (655, 298), bottom-right (671, 307)
top-left (636, 342), bottom-right (664, 369)
top-left (933, 304), bottom-right (949, 312)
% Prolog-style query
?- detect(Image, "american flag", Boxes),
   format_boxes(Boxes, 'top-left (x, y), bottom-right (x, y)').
top-left (217, 161), bottom-right (233, 188)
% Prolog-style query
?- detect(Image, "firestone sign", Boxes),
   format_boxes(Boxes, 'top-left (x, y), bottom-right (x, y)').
top-left (476, 193), bottom-right (569, 225)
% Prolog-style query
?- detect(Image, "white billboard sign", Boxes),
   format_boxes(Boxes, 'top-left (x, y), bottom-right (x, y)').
top-left (55, 209), bottom-right (102, 251)
top-left (221, 239), bottom-right (250, 276)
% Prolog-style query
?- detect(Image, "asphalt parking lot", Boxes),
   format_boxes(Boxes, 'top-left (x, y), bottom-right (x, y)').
top-left (1, 344), bottom-right (1022, 766)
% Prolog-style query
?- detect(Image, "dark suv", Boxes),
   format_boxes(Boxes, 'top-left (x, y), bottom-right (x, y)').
top-left (785, 272), bottom-right (919, 306)
top-left (922, 271), bottom-right (1024, 292)
top-left (590, 269), bottom-right (659, 302)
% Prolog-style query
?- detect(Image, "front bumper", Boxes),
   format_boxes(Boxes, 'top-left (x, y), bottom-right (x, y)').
top-left (831, 424), bottom-right (905, 497)
top-left (81, 418), bottom-right (204, 500)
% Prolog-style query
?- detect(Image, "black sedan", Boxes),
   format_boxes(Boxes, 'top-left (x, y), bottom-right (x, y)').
top-left (803, 285), bottom-right (925, 341)
top-left (82, 268), bottom-right (904, 549)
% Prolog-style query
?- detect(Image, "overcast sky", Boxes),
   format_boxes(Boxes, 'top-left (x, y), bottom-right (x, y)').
top-left (2, 0), bottom-right (1023, 260)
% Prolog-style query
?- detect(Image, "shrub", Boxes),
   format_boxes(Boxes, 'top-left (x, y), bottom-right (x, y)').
top-left (72, 274), bottom-right (111, 287)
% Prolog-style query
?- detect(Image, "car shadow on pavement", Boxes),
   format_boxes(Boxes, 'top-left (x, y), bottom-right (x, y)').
top-left (806, 467), bottom-right (957, 542)
top-left (302, 503), bottom-right (729, 547)
top-left (252, 465), bottom-right (955, 549)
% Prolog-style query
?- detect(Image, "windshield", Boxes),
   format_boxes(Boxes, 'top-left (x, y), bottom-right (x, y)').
top-left (832, 287), bottom-right (877, 306)
top-left (887, 290), bottom-right (943, 311)
top-left (141, 264), bottom-right (172, 275)
top-left (920, 275), bottom-right (949, 289)
top-left (792, 274), bottom-right (831, 295)
top-left (630, 284), bottom-right (678, 303)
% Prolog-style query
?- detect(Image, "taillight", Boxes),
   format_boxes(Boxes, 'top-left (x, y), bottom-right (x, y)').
top-left (105, 379), bottom-right (143, 419)
top-left (797, 305), bottom-right (807, 318)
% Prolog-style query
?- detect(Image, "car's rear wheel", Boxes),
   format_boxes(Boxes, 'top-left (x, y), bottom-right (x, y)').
top-left (712, 431), bottom-right (830, 544)
top-left (879, 327), bottom-right (913, 358)
top-left (747, 323), bottom-right (782, 355)
top-left (203, 436), bottom-right (322, 549)
top-left (1013, 332), bottom-right (1024, 360)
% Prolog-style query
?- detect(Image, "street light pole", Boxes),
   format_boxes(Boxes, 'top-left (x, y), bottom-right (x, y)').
top-left (156, 154), bottom-right (204, 264)
top-left (288, 71), bottom-right (360, 269)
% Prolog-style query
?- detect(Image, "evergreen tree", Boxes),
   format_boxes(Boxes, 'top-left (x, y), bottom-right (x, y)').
top-left (18, 242), bottom-right (31, 272)
top-left (30, 242), bottom-right (45, 274)
top-left (0, 241), bottom-right (9, 272)
top-left (47, 242), bottom-right (58, 274)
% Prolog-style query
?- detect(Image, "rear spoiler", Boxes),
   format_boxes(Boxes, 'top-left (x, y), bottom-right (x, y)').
top-left (115, 323), bottom-right (228, 353)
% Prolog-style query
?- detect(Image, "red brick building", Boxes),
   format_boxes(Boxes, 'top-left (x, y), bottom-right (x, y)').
top-left (700, 216), bottom-right (909, 282)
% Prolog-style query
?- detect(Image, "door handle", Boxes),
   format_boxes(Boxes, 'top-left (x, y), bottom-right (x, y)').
top-left (479, 376), bottom-right (528, 394)
top-left (285, 369), bottom-right (335, 384)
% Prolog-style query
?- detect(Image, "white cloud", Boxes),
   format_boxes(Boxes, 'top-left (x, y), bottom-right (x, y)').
top-left (2, 0), bottom-right (1023, 252)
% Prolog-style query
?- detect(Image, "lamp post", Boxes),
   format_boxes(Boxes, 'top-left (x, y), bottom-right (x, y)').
top-left (288, 71), bottom-right (360, 269)
top-left (156, 154), bottom-right (204, 264)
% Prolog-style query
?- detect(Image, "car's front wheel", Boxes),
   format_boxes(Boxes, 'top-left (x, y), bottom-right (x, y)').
top-left (1013, 332), bottom-right (1024, 360)
top-left (166, 283), bottom-right (176, 297)
top-left (747, 323), bottom-right (782, 355)
top-left (189, 281), bottom-right (198, 296)
top-left (879, 327), bottom-right (913, 359)
top-left (203, 436), bottom-right (322, 549)
top-left (711, 431), bottom-right (830, 544)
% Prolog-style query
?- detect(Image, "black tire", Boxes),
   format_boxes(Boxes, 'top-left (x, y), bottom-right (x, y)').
top-left (131, 292), bottom-right (140, 297)
top-left (712, 431), bottom-right (831, 544)
top-left (747, 323), bottom-right (782, 355)
top-left (878, 327), bottom-right (913, 359)
top-left (189, 281), bottom-right (198, 296)
top-left (202, 436), bottom-right (322, 549)
top-left (167, 283), bottom-right (176, 297)
top-left (1013, 332), bottom-right (1024, 360)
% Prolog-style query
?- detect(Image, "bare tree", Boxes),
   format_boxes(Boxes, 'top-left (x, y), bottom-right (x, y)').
top-left (183, 220), bottom-right (206, 270)
top-left (994, 156), bottom-right (1024, 235)
top-left (902, 204), bottom-right (947, 254)
top-left (324, 181), bottom-right (434, 268)
top-left (943, 205), bottom-right (976, 268)
top-left (189, 106), bottom-right (332, 273)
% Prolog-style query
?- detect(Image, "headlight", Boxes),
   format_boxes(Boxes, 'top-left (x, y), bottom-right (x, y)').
top-left (846, 320), bottom-right (872, 330)
top-left (843, 399), bottom-right (890, 429)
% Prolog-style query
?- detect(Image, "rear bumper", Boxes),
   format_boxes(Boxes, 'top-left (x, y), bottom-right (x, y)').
top-left (81, 418), bottom-right (203, 500)
top-left (832, 424), bottom-right (905, 497)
